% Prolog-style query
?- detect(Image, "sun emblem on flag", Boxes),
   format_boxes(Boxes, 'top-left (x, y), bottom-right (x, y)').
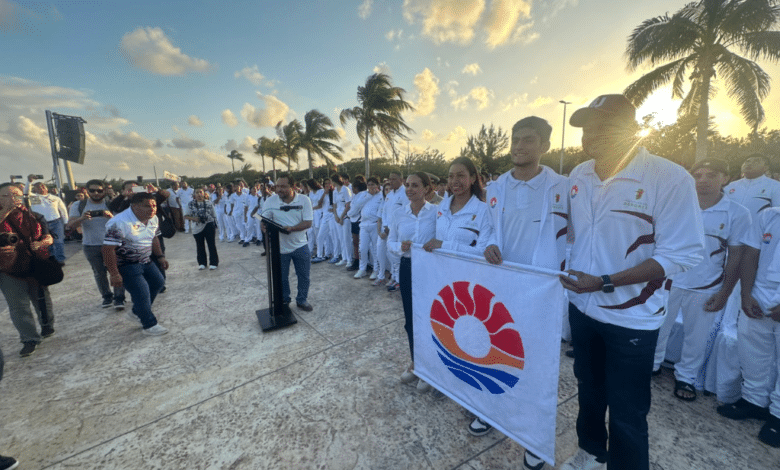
top-left (429, 282), bottom-right (524, 394)
top-left (763, 233), bottom-right (772, 244)
top-left (636, 189), bottom-right (644, 200)
top-left (489, 197), bottom-right (497, 208)
top-left (570, 185), bottom-right (578, 199)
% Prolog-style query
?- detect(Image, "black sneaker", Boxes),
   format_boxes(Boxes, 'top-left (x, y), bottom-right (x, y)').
top-left (0, 455), bottom-right (19, 470)
top-left (114, 299), bottom-right (125, 311)
top-left (346, 261), bottom-right (359, 271)
top-left (759, 414), bottom-right (780, 448)
top-left (41, 325), bottom-right (55, 338)
top-left (102, 297), bottom-right (113, 308)
top-left (296, 301), bottom-right (313, 312)
top-left (717, 398), bottom-right (770, 421)
top-left (19, 342), bottom-right (36, 357)
top-left (468, 417), bottom-right (492, 436)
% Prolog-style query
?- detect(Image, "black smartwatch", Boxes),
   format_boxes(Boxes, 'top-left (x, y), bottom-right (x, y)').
top-left (601, 275), bottom-right (615, 293)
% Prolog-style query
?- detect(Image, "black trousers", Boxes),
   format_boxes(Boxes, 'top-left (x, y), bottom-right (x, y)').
top-left (400, 257), bottom-right (413, 361)
top-left (193, 222), bottom-right (219, 267)
top-left (569, 303), bottom-right (658, 470)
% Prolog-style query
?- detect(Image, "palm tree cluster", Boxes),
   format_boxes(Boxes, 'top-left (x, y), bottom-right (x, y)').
top-left (625, 0), bottom-right (780, 162)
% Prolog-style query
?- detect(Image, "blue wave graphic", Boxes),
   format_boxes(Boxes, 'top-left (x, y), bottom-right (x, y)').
top-left (432, 336), bottom-right (519, 394)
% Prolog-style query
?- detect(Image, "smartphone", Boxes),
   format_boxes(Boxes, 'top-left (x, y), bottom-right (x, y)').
top-left (131, 186), bottom-right (145, 193)
top-left (88, 210), bottom-right (105, 217)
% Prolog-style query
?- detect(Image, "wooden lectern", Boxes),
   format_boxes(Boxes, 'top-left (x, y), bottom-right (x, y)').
top-left (256, 216), bottom-right (298, 332)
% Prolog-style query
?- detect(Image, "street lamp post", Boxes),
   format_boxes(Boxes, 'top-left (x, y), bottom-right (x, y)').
top-left (559, 100), bottom-right (571, 175)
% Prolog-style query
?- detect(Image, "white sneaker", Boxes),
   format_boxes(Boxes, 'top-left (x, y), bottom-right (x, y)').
top-left (209, 265), bottom-right (218, 270)
top-left (354, 269), bottom-right (367, 279)
top-left (369, 271), bottom-right (377, 280)
top-left (198, 265), bottom-right (206, 270)
top-left (560, 448), bottom-right (605, 470)
top-left (143, 324), bottom-right (169, 336)
top-left (125, 311), bottom-right (142, 325)
top-left (335, 259), bottom-right (348, 266)
top-left (400, 365), bottom-right (416, 384)
top-left (416, 379), bottom-right (431, 393)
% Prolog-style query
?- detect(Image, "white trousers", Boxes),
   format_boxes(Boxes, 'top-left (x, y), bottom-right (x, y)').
top-left (216, 210), bottom-right (229, 240)
top-left (318, 216), bottom-right (334, 257)
top-left (232, 214), bottom-right (246, 242)
top-left (656, 288), bottom-right (723, 387)
top-left (358, 225), bottom-right (377, 271)
top-left (341, 217), bottom-right (352, 263)
top-left (738, 311), bottom-right (780, 417)
top-left (328, 217), bottom-right (342, 260)
top-left (224, 213), bottom-right (237, 240)
top-left (375, 236), bottom-right (388, 280)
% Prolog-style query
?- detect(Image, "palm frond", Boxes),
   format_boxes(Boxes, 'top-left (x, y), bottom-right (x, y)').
top-left (626, 12), bottom-right (699, 70)
top-left (717, 50), bottom-right (770, 128)
top-left (625, 58), bottom-right (689, 105)
top-left (721, 0), bottom-right (780, 37)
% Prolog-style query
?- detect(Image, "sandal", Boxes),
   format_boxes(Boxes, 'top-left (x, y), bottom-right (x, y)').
top-left (674, 380), bottom-right (697, 402)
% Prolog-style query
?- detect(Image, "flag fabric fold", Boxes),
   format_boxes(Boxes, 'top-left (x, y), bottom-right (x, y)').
top-left (412, 246), bottom-right (564, 465)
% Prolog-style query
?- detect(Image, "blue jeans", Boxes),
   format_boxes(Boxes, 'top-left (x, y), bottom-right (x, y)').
top-left (47, 219), bottom-right (66, 263)
top-left (119, 262), bottom-right (165, 329)
top-left (569, 303), bottom-right (658, 470)
top-left (280, 245), bottom-right (310, 304)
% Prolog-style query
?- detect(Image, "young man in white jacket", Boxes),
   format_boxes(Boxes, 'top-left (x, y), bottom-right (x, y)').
top-left (476, 116), bottom-right (569, 470)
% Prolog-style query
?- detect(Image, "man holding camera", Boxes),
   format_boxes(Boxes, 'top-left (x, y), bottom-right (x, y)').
top-left (261, 174), bottom-right (314, 312)
top-left (68, 179), bottom-right (125, 309)
top-left (28, 182), bottom-right (68, 265)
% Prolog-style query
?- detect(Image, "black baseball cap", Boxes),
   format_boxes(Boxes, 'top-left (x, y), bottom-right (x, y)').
top-left (570, 94), bottom-right (636, 127)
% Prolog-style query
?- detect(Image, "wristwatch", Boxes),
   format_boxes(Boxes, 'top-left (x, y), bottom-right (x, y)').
top-left (601, 275), bottom-right (614, 293)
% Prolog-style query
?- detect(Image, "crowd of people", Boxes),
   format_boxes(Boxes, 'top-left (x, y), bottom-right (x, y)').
top-left (2, 93), bottom-right (780, 469)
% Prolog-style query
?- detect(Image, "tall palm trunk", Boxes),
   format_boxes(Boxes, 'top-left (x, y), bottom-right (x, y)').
top-left (364, 128), bottom-right (370, 176)
top-left (308, 149), bottom-right (313, 179)
top-left (695, 67), bottom-right (713, 163)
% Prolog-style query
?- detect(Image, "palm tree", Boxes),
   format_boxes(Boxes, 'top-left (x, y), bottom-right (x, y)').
top-left (227, 149), bottom-right (244, 173)
top-left (625, 0), bottom-right (780, 162)
top-left (264, 138), bottom-right (285, 181)
top-left (340, 73), bottom-right (414, 175)
top-left (275, 120), bottom-right (303, 170)
top-left (300, 109), bottom-right (344, 178)
top-left (252, 137), bottom-right (270, 175)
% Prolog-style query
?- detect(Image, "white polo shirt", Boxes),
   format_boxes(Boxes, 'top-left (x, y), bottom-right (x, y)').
top-left (724, 175), bottom-right (780, 216)
top-left (435, 194), bottom-right (493, 257)
top-left (28, 193), bottom-right (68, 223)
top-left (382, 187), bottom-right (408, 229)
top-left (568, 148), bottom-right (705, 330)
top-left (746, 207), bottom-right (780, 312)
top-left (673, 196), bottom-right (754, 292)
top-left (388, 201), bottom-right (437, 259)
top-left (103, 207), bottom-right (160, 267)
top-left (261, 193), bottom-right (313, 254)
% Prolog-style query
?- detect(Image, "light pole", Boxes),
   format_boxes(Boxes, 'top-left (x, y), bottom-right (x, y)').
top-left (559, 100), bottom-right (571, 175)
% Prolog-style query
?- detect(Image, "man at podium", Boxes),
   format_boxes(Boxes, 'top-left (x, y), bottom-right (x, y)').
top-left (261, 174), bottom-right (314, 312)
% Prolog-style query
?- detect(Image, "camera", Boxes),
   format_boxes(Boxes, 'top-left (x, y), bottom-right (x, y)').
top-left (0, 232), bottom-right (20, 247)
top-left (31, 175), bottom-right (44, 180)
top-left (88, 210), bottom-right (105, 218)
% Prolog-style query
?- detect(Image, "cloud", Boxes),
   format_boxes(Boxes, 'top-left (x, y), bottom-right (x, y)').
top-left (530, 76), bottom-right (538, 84)
top-left (358, 0), bottom-right (373, 19)
top-left (528, 96), bottom-right (553, 108)
top-left (188, 115), bottom-right (203, 127)
top-left (403, 0), bottom-right (537, 47)
top-left (224, 136), bottom-right (257, 153)
top-left (451, 86), bottom-right (494, 110)
top-left (169, 126), bottom-right (205, 149)
top-left (542, 0), bottom-right (579, 23)
top-left (444, 125), bottom-right (467, 142)
top-left (6, 115), bottom-right (49, 151)
top-left (241, 93), bottom-right (290, 128)
top-left (422, 129), bottom-right (437, 140)
top-left (104, 130), bottom-right (163, 149)
top-left (501, 92), bottom-right (529, 112)
top-left (413, 68), bottom-right (440, 116)
top-left (373, 62), bottom-right (391, 75)
top-left (120, 27), bottom-right (211, 75)
top-left (221, 109), bottom-right (238, 127)
top-left (234, 65), bottom-right (266, 86)
top-left (580, 61), bottom-right (596, 71)
top-left (484, 0), bottom-right (532, 48)
top-left (0, 76), bottom-right (100, 111)
top-left (461, 63), bottom-right (482, 75)
top-left (0, 0), bottom-right (62, 34)
top-left (403, 0), bottom-right (485, 45)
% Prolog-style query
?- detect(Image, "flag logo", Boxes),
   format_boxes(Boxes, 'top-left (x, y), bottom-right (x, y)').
top-left (490, 197), bottom-right (497, 208)
top-left (429, 281), bottom-right (524, 394)
top-left (729, 188), bottom-right (735, 194)
top-left (763, 233), bottom-right (772, 244)
top-left (636, 189), bottom-right (644, 200)
top-left (570, 185), bottom-right (578, 199)
top-left (555, 194), bottom-right (560, 203)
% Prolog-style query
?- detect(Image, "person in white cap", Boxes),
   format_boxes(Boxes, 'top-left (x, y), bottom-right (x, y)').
top-left (560, 94), bottom-right (705, 470)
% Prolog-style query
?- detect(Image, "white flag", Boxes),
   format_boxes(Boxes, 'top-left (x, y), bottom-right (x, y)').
top-left (412, 247), bottom-right (564, 465)
top-left (163, 170), bottom-right (180, 182)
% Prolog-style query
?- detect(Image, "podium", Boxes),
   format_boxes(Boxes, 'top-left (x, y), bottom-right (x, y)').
top-left (256, 216), bottom-right (298, 331)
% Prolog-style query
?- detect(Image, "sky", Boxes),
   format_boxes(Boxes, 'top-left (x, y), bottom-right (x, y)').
top-left (2, 0), bottom-right (780, 183)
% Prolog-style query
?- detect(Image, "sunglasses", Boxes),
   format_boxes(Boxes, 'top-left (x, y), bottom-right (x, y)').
top-left (88, 188), bottom-right (104, 193)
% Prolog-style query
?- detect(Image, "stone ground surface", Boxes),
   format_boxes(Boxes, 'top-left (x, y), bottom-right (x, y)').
top-left (1, 235), bottom-right (779, 469)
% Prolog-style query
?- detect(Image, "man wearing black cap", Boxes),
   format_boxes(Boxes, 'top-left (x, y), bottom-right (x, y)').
top-left (559, 94), bottom-right (705, 470)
